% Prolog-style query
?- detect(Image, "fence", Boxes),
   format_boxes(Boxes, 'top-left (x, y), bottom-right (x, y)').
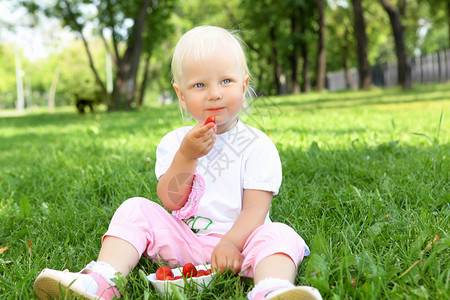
top-left (326, 49), bottom-right (450, 91)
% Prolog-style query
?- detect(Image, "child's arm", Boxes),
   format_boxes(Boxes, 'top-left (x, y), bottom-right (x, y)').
top-left (157, 123), bottom-right (216, 211)
top-left (210, 189), bottom-right (273, 273)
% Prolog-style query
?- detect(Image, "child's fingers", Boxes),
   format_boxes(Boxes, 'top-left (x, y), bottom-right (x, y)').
top-left (210, 242), bottom-right (242, 274)
top-left (198, 136), bottom-right (216, 157)
top-left (188, 123), bottom-right (215, 141)
top-left (231, 258), bottom-right (242, 274)
top-left (210, 256), bottom-right (220, 273)
top-left (198, 122), bottom-right (216, 135)
top-left (201, 123), bottom-right (216, 136)
top-left (182, 123), bottom-right (216, 158)
top-left (196, 124), bottom-right (216, 141)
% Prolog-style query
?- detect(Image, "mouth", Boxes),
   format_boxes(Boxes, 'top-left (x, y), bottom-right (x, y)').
top-left (207, 107), bottom-right (225, 113)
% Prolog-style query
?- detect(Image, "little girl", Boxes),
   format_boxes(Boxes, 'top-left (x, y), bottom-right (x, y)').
top-left (34, 25), bottom-right (322, 300)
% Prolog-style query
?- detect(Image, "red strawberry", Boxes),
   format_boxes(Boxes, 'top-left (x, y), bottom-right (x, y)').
top-left (204, 115), bottom-right (215, 126)
top-left (196, 269), bottom-right (208, 277)
top-left (173, 276), bottom-right (183, 280)
top-left (182, 263), bottom-right (197, 278)
top-left (156, 266), bottom-right (173, 280)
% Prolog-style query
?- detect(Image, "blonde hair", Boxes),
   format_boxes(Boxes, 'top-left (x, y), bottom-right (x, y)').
top-left (171, 25), bottom-right (254, 102)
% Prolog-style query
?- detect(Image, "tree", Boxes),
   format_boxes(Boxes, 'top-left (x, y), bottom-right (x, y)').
top-left (351, 0), bottom-right (372, 89)
top-left (238, 0), bottom-right (287, 95)
top-left (418, 0), bottom-right (450, 52)
top-left (108, 0), bottom-right (152, 110)
top-left (55, 0), bottom-right (108, 103)
top-left (41, 39), bottom-right (105, 107)
top-left (285, 0), bottom-right (315, 94)
top-left (446, 0), bottom-right (450, 47)
top-left (379, 0), bottom-right (412, 89)
top-left (298, 2), bottom-right (315, 93)
top-left (327, 4), bottom-right (356, 89)
top-left (424, 0), bottom-right (450, 48)
top-left (239, 0), bottom-right (319, 95)
top-left (289, 4), bottom-right (301, 94)
top-left (20, 0), bottom-right (175, 110)
top-left (316, 0), bottom-right (326, 92)
top-left (136, 0), bottom-right (175, 107)
top-left (0, 45), bottom-right (18, 109)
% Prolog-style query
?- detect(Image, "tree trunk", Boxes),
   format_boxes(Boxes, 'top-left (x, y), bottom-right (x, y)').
top-left (351, 0), bottom-right (372, 89)
top-left (48, 68), bottom-right (60, 114)
top-left (137, 52), bottom-right (152, 107)
top-left (447, 0), bottom-right (450, 49)
top-left (300, 6), bottom-right (310, 93)
top-left (269, 26), bottom-right (283, 95)
top-left (290, 14), bottom-right (300, 94)
top-left (343, 27), bottom-right (352, 89)
top-left (316, 0), bottom-right (326, 92)
top-left (111, 0), bottom-right (151, 110)
top-left (344, 59), bottom-right (352, 89)
top-left (63, 0), bottom-right (108, 101)
top-left (379, 0), bottom-right (411, 89)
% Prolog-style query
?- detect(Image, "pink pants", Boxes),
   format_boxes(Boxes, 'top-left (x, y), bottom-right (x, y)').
top-left (103, 197), bottom-right (309, 278)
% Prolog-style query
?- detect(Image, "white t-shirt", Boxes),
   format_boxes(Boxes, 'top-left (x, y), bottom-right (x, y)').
top-left (155, 119), bottom-right (282, 235)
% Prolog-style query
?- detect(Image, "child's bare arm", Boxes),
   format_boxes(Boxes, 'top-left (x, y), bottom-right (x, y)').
top-left (157, 123), bottom-right (216, 211)
top-left (211, 189), bottom-right (272, 273)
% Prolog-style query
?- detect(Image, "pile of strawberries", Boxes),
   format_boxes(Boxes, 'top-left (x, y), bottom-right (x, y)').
top-left (156, 263), bottom-right (212, 281)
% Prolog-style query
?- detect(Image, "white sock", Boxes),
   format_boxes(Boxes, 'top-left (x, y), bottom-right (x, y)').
top-left (247, 277), bottom-right (295, 299)
top-left (56, 271), bottom-right (99, 295)
top-left (78, 274), bottom-right (100, 294)
top-left (84, 260), bottom-right (119, 286)
top-left (49, 262), bottom-right (119, 295)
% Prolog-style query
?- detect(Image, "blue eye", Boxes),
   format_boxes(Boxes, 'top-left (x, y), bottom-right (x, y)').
top-left (194, 83), bottom-right (204, 88)
top-left (222, 79), bottom-right (231, 84)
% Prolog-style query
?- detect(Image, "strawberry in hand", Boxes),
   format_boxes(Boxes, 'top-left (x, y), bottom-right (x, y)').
top-left (203, 115), bottom-right (215, 126)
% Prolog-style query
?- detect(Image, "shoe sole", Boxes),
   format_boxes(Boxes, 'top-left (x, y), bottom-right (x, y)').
top-left (33, 272), bottom-right (97, 300)
top-left (266, 286), bottom-right (322, 300)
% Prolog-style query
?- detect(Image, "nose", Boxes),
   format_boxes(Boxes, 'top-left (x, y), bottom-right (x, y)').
top-left (209, 85), bottom-right (222, 101)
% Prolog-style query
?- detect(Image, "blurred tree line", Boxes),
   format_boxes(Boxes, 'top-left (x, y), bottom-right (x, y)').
top-left (0, 0), bottom-right (448, 111)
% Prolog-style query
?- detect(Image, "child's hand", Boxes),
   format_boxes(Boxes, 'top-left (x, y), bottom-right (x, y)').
top-left (210, 239), bottom-right (243, 274)
top-left (178, 123), bottom-right (216, 160)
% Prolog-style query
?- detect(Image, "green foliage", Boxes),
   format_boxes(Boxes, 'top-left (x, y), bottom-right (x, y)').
top-left (140, 0), bottom-right (178, 96)
top-left (0, 83), bottom-right (449, 298)
top-left (238, 0), bottom-right (316, 93)
top-left (419, 24), bottom-right (449, 54)
top-left (54, 40), bottom-right (103, 105)
top-left (30, 38), bottom-right (104, 107)
top-left (326, 3), bottom-right (357, 71)
top-left (1, 0), bottom-right (449, 106)
top-left (417, 0), bottom-right (450, 51)
top-left (363, 0), bottom-right (397, 65)
top-left (0, 44), bottom-right (18, 108)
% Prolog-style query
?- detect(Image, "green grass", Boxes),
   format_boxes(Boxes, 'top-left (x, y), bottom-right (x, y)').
top-left (1, 83), bottom-right (449, 299)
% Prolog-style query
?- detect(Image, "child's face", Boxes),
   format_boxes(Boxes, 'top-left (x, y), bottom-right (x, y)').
top-left (173, 46), bottom-right (249, 134)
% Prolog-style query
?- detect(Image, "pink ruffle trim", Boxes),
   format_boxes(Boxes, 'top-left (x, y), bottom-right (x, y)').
top-left (173, 173), bottom-right (205, 219)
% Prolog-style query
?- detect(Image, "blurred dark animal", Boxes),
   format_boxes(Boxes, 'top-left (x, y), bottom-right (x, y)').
top-left (75, 94), bottom-right (100, 114)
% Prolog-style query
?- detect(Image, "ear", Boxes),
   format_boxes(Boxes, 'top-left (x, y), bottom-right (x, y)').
top-left (242, 75), bottom-right (250, 94)
top-left (173, 83), bottom-right (187, 110)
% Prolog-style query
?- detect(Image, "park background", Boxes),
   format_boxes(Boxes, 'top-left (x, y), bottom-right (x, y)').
top-left (0, 0), bottom-right (449, 299)
top-left (0, 0), bottom-right (449, 111)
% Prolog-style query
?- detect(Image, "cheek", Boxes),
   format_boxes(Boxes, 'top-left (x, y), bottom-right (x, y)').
top-left (229, 90), bottom-right (245, 105)
top-left (183, 96), bottom-right (204, 114)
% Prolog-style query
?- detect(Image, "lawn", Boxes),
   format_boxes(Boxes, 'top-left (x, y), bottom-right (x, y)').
top-left (0, 83), bottom-right (449, 299)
